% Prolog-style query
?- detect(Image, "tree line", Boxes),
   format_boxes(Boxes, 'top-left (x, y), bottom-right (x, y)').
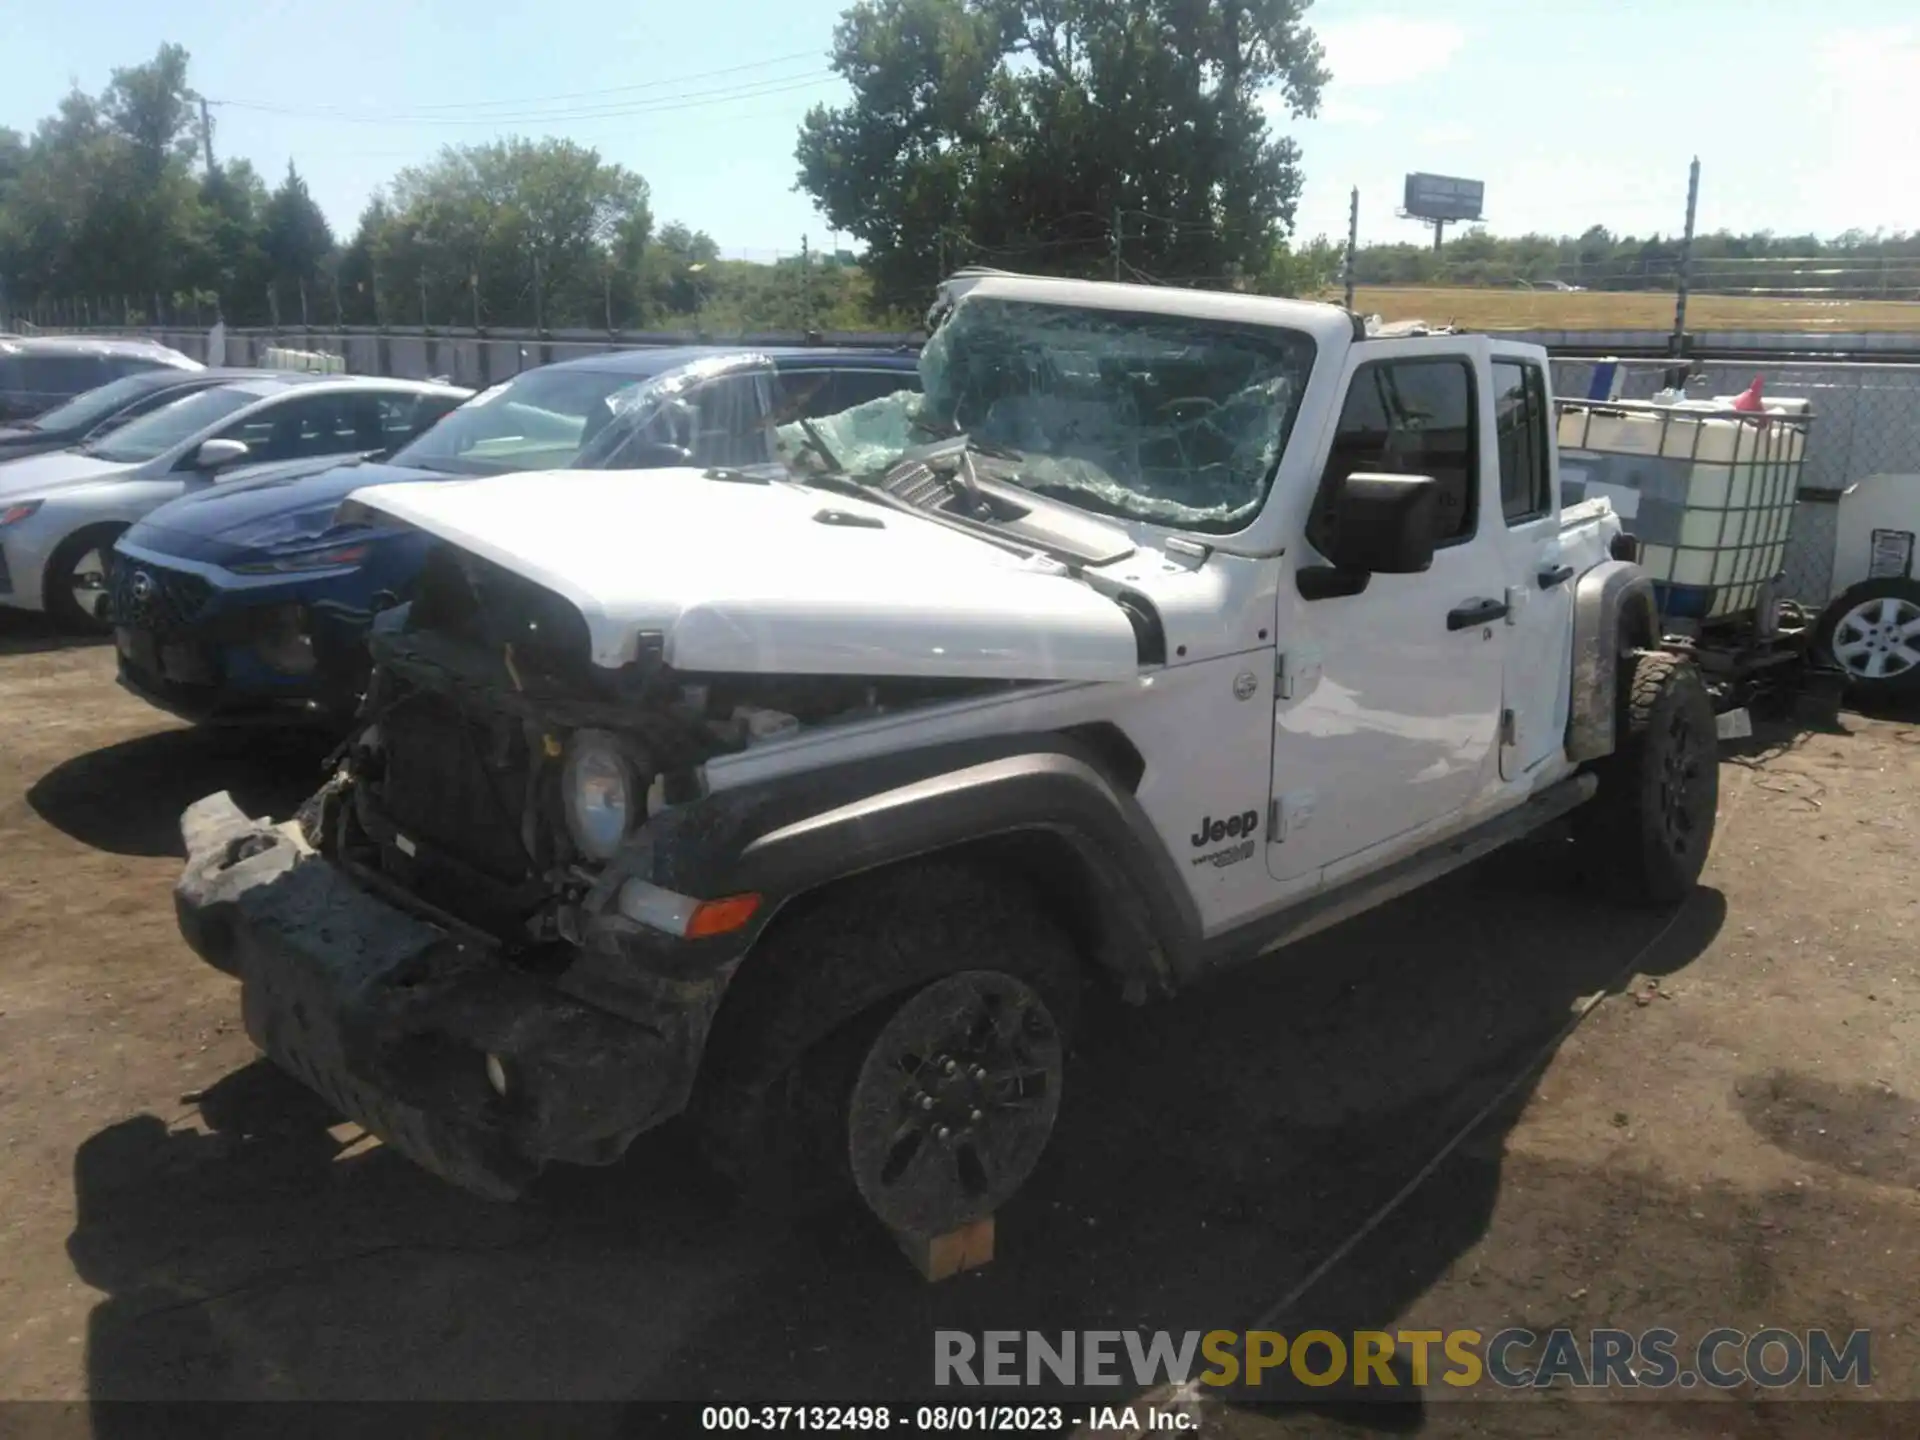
top-left (4, 22), bottom-right (1913, 335)
top-left (0, 44), bottom-right (884, 333)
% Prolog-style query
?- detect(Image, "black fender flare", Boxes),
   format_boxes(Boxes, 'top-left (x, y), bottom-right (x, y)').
top-left (1566, 559), bottom-right (1660, 763)
top-left (621, 733), bottom-right (1203, 993)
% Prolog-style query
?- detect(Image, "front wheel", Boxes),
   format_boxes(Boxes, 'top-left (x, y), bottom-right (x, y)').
top-left (847, 970), bottom-right (1064, 1234)
top-left (692, 864), bottom-right (1079, 1232)
top-left (1815, 577), bottom-right (1920, 698)
top-left (1573, 650), bottom-right (1719, 907)
top-left (42, 524), bottom-right (126, 632)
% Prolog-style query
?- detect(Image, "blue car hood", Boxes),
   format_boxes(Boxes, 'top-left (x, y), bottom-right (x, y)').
top-left (125, 458), bottom-right (441, 565)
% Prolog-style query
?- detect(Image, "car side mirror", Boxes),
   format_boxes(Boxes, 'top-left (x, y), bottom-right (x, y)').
top-left (193, 437), bottom-right (252, 472)
top-left (1318, 472), bottom-right (1438, 574)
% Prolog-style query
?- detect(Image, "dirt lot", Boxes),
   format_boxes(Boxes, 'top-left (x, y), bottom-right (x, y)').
top-left (1344, 286), bottom-right (1920, 334)
top-left (2, 614), bottom-right (1917, 1432)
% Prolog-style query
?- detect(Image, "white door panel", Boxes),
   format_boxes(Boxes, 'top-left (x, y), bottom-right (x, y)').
top-left (1270, 550), bottom-right (1504, 878)
top-left (1269, 338), bottom-right (1507, 882)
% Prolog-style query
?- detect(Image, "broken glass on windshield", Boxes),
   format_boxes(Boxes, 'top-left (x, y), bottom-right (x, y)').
top-left (902, 296), bottom-right (1318, 532)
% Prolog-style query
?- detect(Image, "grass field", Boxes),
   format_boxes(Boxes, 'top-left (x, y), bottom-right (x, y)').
top-left (1339, 285), bottom-right (1920, 333)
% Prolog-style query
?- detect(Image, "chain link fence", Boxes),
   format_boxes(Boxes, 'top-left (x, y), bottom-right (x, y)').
top-left (1551, 359), bottom-right (1920, 608)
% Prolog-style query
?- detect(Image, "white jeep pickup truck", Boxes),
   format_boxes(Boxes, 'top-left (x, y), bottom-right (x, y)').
top-left (173, 273), bottom-right (1717, 1237)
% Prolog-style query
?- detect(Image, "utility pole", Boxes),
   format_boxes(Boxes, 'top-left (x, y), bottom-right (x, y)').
top-left (1112, 205), bottom-right (1123, 281)
top-left (1344, 186), bottom-right (1360, 312)
top-left (1671, 156), bottom-right (1701, 357)
top-left (418, 271), bottom-right (429, 327)
top-left (800, 234), bottom-right (812, 328)
top-left (199, 96), bottom-right (216, 171)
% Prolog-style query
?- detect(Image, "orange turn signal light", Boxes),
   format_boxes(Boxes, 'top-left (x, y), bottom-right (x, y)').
top-left (685, 892), bottom-right (762, 939)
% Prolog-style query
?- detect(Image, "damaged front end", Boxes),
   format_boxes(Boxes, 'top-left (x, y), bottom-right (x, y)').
top-left (174, 540), bottom-right (1012, 1198)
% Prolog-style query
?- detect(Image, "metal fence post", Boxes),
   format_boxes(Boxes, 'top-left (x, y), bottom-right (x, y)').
top-left (1671, 157), bottom-right (1700, 357)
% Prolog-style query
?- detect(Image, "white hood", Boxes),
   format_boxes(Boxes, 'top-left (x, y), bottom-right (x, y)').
top-left (352, 468), bottom-right (1144, 680)
top-left (0, 450), bottom-right (131, 500)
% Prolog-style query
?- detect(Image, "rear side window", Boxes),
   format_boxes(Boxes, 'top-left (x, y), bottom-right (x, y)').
top-left (102, 355), bottom-right (169, 381)
top-left (831, 368), bottom-right (917, 410)
top-left (11, 354), bottom-right (110, 401)
top-left (1493, 360), bottom-right (1552, 524)
top-left (772, 369), bottom-right (835, 425)
top-left (1318, 357), bottom-right (1477, 545)
top-left (390, 392), bottom-right (462, 440)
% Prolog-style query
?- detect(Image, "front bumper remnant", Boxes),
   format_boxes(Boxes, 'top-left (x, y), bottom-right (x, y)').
top-left (175, 792), bottom-right (696, 1199)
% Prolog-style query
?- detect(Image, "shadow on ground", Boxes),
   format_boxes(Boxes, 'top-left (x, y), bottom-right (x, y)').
top-left (28, 726), bottom-right (333, 858)
top-left (0, 608), bottom-right (105, 657)
top-left (68, 833), bottom-right (1726, 1421)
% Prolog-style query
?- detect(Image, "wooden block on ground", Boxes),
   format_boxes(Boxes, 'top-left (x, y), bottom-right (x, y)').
top-left (894, 1215), bottom-right (994, 1282)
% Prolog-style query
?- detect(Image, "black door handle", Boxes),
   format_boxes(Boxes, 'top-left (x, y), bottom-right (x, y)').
top-left (1538, 564), bottom-right (1576, 589)
top-left (1447, 597), bottom-right (1509, 630)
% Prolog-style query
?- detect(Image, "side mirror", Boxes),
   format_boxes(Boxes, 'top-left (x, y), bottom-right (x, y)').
top-left (1317, 472), bottom-right (1438, 574)
top-left (193, 437), bottom-right (252, 472)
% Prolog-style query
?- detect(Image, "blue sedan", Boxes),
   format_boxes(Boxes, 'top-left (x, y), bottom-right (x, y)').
top-left (110, 346), bottom-right (921, 725)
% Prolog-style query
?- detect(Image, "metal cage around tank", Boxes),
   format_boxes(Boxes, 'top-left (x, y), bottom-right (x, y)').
top-left (1554, 397), bottom-right (1813, 628)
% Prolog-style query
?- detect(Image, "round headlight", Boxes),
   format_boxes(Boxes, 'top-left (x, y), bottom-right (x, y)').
top-left (561, 729), bottom-right (635, 861)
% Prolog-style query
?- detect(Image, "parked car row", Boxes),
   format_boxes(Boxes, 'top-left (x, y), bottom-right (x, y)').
top-left (0, 342), bottom-right (922, 727)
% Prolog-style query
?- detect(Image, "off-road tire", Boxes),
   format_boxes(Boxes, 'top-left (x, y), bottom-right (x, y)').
top-left (43, 523), bottom-right (127, 632)
top-left (1573, 649), bottom-right (1718, 907)
top-left (1814, 576), bottom-right (1920, 699)
top-left (691, 861), bottom-right (1080, 1226)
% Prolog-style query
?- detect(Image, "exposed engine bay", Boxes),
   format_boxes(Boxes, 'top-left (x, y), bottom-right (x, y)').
top-left (319, 541), bottom-right (1017, 945)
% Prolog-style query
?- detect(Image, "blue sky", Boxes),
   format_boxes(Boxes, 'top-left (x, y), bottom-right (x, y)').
top-left (3, 0), bottom-right (1915, 259)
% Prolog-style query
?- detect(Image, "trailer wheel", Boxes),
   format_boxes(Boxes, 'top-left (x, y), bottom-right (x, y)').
top-left (1815, 577), bottom-right (1920, 698)
top-left (1574, 650), bottom-right (1718, 907)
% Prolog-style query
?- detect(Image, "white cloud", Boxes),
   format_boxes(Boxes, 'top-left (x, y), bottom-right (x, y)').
top-left (1315, 17), bottom-right (1467, 89)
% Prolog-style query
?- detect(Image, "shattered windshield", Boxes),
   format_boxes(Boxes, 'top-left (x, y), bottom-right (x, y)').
top-left (779, 295), bottom-right (1317, 532)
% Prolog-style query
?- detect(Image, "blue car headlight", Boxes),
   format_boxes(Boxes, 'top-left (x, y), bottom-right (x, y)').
top-left (218, 502), bottom-right (348, 551)
top-left (230, 540), bottom-right (374, 575)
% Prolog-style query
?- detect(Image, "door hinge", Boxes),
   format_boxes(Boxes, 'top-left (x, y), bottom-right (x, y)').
top-left (1269, 789), bottom-right (1316, 842)
top-left (1274, 649), bottom-right (1321, 700)
top-left (1500, 707), bottom-right (1517, 746)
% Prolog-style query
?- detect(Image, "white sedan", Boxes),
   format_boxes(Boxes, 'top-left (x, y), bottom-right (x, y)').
top-left (0, 374), bottom-right (468, 628)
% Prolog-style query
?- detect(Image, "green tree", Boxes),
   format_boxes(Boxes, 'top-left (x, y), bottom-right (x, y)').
top-left (261, 161), bottom-right (335, 318)
top-left (363, 137), bottom-right (652, 326)
top-left (796, 0), bottom-right (1328, 310)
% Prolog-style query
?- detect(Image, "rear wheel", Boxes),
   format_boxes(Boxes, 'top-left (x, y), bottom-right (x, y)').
top-left (1815, 577), bottom-right (1920, 699)
top-left (692, 863), bottom-right (1079, 1232)
top-left (1573, 649), bottom-right (1719, 906)
top-left (43, 523), bottom-right (126, 632)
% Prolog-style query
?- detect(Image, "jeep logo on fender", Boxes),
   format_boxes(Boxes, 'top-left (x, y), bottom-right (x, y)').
top-left (1192, 810), bottom-right (1261, 848)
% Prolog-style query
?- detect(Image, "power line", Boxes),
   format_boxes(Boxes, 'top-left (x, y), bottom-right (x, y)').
top-left (206, 49), bottom-right (821, 116)
top-left (208, 68), bottom-right (832, 126)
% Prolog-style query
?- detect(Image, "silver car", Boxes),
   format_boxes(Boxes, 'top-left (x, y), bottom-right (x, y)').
top-left (0, 374), bottom-right (469, 628)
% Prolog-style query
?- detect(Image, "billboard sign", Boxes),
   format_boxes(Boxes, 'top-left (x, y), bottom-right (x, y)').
top-left (1404, 173), bottom-right (1485, 223)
